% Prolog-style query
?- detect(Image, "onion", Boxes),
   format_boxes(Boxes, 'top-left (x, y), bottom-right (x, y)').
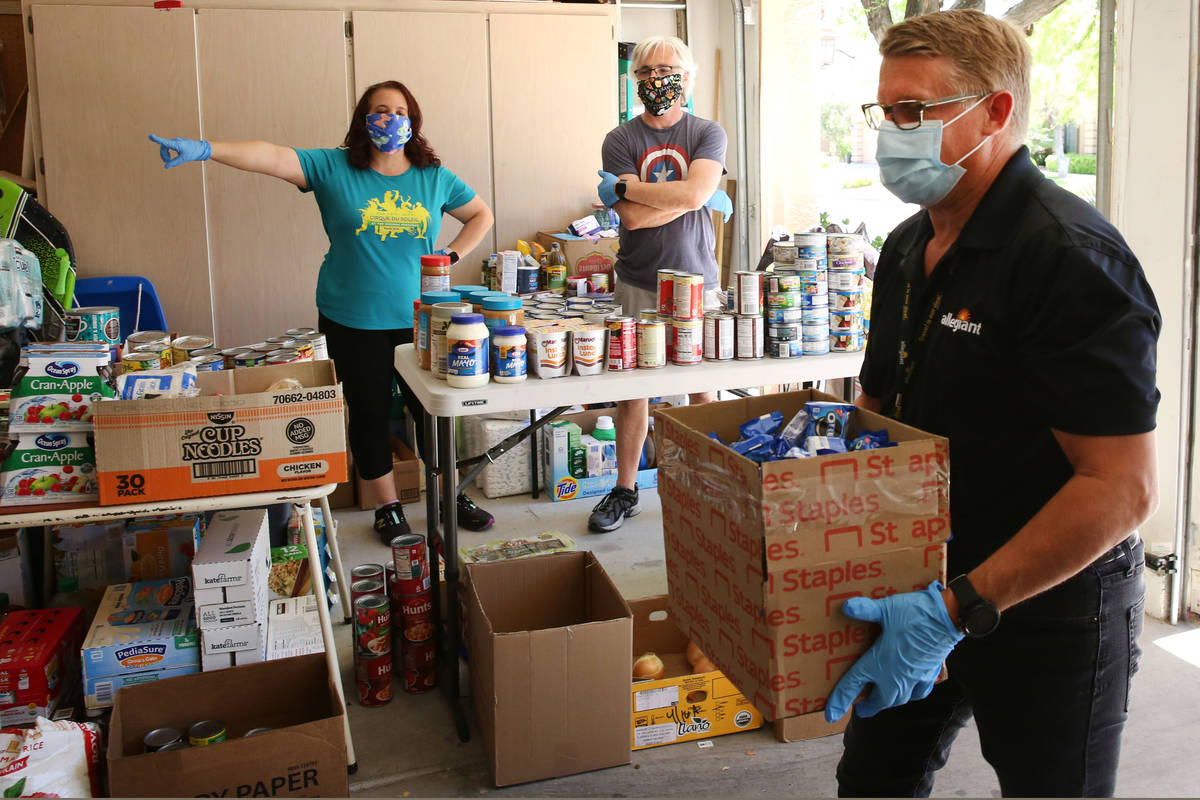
top-left (633, 652), bottom-right (665, 680)
top-left (692, 656), bottom-right (716, 674)
top-left (686, 641), bottom-right (704, 666)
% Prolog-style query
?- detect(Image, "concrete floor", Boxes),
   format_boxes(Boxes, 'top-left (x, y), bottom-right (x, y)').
top-left (331, 484), bottom-right (1200, 798)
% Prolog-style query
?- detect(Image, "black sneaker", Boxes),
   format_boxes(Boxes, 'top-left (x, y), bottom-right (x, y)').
top-left (588, 486), bottom-right (640, 532)
top-left (374, 501), bottom-right (411, 545)
top-left (456, 493), bottom-right (494, 532)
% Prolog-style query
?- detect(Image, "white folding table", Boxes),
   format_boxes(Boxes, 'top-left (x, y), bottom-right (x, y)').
top-left (0, 482), bottom-right (357, 772)
top-left (393, 342), bottom-right (864, 740)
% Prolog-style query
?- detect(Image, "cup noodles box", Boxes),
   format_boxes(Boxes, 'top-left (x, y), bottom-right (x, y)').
top-left (0, 607), bottom-right (86, 726)
top-left (0, 432), bottom-right (99, 506)
top-left (122, 513), bottom-right (204, 582)
top-left (91, 360), bottom-right (347, 505)
top-left (82, 578), bottom-right (200, 710)
top-left (655, 389), bottom-right (950, 722)
top-left (9, 345), bottom-right (116, 433)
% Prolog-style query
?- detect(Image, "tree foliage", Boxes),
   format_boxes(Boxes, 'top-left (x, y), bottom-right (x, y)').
top-left (856, 0), bottom-right (1071, 43)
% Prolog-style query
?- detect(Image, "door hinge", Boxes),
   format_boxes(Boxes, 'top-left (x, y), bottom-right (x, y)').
top-left (26, 16), bottom-right (32, 34)
top-left (38, 157), bottom-right (44, 175)
top-left (1146, 551), bottom-right (1179, 576)
top-left (345, 19), bottom-right (352, 38)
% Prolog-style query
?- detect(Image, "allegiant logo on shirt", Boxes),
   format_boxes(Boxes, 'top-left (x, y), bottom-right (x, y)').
top-left (355, 190), bottom-right (432, 241)
top-left (940, 309), bottom-right (982, 336)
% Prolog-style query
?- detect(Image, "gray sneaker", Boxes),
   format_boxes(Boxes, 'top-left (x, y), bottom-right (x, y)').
top-left (588, 486), bottom-right (641, 532)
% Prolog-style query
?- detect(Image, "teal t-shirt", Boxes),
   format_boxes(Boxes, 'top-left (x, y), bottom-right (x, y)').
top-left (295, 148), bottom-right (475, 330)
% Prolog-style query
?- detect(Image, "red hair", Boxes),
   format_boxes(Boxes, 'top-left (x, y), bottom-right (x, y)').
top-left (343, 81), bottom-right (441, 169)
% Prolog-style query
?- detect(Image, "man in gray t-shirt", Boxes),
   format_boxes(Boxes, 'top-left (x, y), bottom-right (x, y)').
top-left (589, 35), bottom-right (731, 534)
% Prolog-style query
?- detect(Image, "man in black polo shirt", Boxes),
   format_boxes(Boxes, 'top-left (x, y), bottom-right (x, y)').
top-left (823, 10), bottom-right (1160, 798)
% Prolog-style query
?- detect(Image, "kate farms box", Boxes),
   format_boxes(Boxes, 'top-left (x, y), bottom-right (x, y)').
top-left (92, 361), bottom-right (347, 505)
top-left (655, 390), bottom-right (950, 722)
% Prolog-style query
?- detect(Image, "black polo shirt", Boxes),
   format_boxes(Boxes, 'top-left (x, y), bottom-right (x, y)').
top-left (861, 146), bottom-right (1161, 574)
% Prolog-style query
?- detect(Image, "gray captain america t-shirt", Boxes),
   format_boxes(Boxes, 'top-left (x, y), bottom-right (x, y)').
top-left (602, 113), bottom-right (728, 290)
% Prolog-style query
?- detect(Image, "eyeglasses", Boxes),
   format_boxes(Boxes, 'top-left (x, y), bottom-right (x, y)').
top-left (861, 91), bottom-right (992, 130)
top-left (633, 64), bottom-right (682, 80)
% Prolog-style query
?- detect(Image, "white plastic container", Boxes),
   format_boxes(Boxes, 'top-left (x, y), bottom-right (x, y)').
top-left (491, 325), bottom-right (527, 384)
top-left (446, 313), bottom-right (490, 389)
top-left (430, 302), bottom-right (471, 379)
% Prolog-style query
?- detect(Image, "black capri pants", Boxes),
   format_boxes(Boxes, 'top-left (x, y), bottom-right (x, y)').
top-left (319, 313), bottom-right (425, 482)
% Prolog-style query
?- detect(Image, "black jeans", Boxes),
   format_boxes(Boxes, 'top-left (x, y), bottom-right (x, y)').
top-left (836, 536), bottom-right (1145, 798)
top-left (319, 314), bottom-right (425, 482)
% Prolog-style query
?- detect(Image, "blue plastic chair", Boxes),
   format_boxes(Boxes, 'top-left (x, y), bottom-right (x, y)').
top-left (73, 276), bottom-right (168, 341)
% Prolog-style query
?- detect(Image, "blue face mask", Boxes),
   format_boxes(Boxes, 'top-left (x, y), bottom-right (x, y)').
top-left (365, 113), bottom-right (412, 153)
top-left (875, 96), bottom-right (991, 207)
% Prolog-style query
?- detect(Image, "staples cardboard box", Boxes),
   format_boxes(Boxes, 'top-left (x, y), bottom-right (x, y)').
top-left (93, 361), bottom-right (347, 505)
top-left (536, 231), bottom-right (619, 278)
top-left (466, 551), bottom-right (632, 786)
top-left (773, 710), bottom-right (848, 742)
top-left (629, 597), bottom-right (763, 750)
top-left (107, 653), bottom-right (347, 798)
top-left (655, 389), bottom-right (950, 721)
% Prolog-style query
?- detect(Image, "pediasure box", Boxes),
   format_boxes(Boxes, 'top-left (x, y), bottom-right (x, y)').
top-left (542, 406), bottom-right (659, 502)
top-left (629, 597), bottom-right (763, 750)
top-left (92, 360), bottom-right (347, 505)
top-left (82, 577), bottom-right (200, 710)
top-left (0, 432), bottom-right (99, 505)
top-left (122, 513), bottom-right (204, 582)
top-left (655, 389), bottom-right (950, 722)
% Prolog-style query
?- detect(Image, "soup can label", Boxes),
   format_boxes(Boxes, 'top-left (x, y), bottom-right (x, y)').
top-left (398, 591), bottom-right (435, 644)
top-left (672, 273), bottom-right (704, 320)
top-left (672, 318), bottom-right (702, 365)
top-left (353, 594), bottom-right (391, 657)
top-left (736, 315), bottom-right (764, 360)
top-left (355, 653), bottom-right (393, 706)
top-left (607, 317), bottom-right (637, 371)
top-left (636, 320), bottom-right (666, 368)
top-left (657, 270), bottom-right (676, 316)
top-left (390, 535), bottom-right (428, 581)
top-left (703, 313), bottom-right (735, 361)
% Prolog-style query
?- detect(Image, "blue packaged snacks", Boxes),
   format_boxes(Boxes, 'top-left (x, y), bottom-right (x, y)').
top-left (779, 407), bottom-right (812, 448)
top-left (731, 435), bottom-right (776, 463)
top-left (805, 436), bottom-right (848, 456)
top-left (805, 402), bottom-right (855, 439)
top-left (849, 430), bottom-right (891, 451)
top-left (738, 411), bottom-right (783, 440)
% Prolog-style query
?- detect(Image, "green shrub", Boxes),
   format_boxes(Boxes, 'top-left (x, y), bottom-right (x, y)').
top-left (842, 178), bottom-right (873, 189)
top-left (1044, 154), bottom-right (1097, 175)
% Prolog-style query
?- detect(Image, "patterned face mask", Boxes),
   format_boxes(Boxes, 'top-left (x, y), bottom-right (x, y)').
top-left (637, 73), bottom-right (684, 116)
top-left (365, 113), bottom-right (413, 153)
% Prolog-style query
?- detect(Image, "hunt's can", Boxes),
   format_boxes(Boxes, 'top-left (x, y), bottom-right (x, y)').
top-left (355, 652), bottom-right (393, 706)
top-left (402, 638), bottom-right (438, 694)
top-left (286, 327), bottom-right (316, 337)
top-left (672, 272), bottom-right (704, 320)
top-left (636, 319), bottom-right (666, 368)
top-left (735, 271), bottom-right (763, 316)
top-left (391, 534), bottom-right (429, 586)
top-left (299, 332), bottom-right (329, 360)
top-left (657, 269), bottom-right (677, 316)
top-left (190, 355), bottom-right (225, 372)
top-left (352, 563), bottom-right (385, 582)
top-left (234, 351), bottom-right (267, 369)
top-left (144, 727), bottom-right (183, 753)
top-left (187, 720), bottom-right (227, 747)
top-left (353, 594), bottom-right (391, 657)
top-left (171, 336), bottom-right (214, 364)
top-left (606, 316), bottom-right (637, 371)
top-left (221, 347), bottom-right (251, 369)
top-left (397, 590), bottom-right (435, 645)
top-left (351, 578), bottom-right (385, 605)
top-left (703, 312), bottom-right (735, 361)
top-left (671, 318), bottom-right (702, 366)
top-left (736, 314), bottom-right (764, 360)
top-left (65, 306), bottom-right (121, 345)
top-left (121, 351), bottom-right (161, 372)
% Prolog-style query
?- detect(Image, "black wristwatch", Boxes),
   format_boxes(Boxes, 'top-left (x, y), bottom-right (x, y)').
top-left (445, 250), bottom-right (459, 265)
top-left (614, 180), bottom-right (627, 200)
top-left (947, 575), bottom-right (1000, 638)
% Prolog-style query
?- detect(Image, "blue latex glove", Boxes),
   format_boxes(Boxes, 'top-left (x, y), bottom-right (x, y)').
top-left (148, 134), bottom-right (212, 169)
top-left (597, 170), bottom-right (621, 207)
top-left (705, 188), bottom-right (733, 223)
top-left (824, 582), bottom-right (963, 722)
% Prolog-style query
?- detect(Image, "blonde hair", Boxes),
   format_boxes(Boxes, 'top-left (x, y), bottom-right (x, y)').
top-left (880, 9), bottom-right (1031, 140)
top-left (630, 35), bottom-right (697, 101)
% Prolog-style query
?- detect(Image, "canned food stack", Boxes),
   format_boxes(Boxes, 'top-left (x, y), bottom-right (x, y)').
top-left (391, 533), bottom-right (438, 694)
top-left (191, 509), bottom-right (271, 671)
top-left (121, 327), bottom-right (327, 375)
top-left (349, 564), bottom-right (391, 706)
top-left (826, 233), bottom-right (867, 352)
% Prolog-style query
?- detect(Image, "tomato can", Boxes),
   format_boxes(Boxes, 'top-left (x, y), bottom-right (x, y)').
top-left (351, 563), bottom-right (385, 583)
top-left (355, 652), bottom-right (393, 706)
top-left (402, 638), bottom-right (438, 694)
top-left (636, 319), bottom-right (666, 369)
top-left (671, 272), bottom-right (704, 320)
top-left (735, 271), bottom-right (763, 316)
top-left (704, 312), bottom-right (735, 361)
top-left (398, 590), bottom-right (436, 644)
top-left (606, 316), bottom-right (637, 371)
top-left (390, 534), bottom-right (429, 582)
top-left (657, 270), bottom-right (677, 316)
top-left (353, 594), bottom-right (391, 657)
top-left (671, 318), bottom-right (703, 366)
top-left (351, 578), bottom-right (385, 605)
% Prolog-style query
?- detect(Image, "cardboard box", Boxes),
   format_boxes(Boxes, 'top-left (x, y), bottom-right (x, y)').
top-left (0, 607), bottom-right (86, 726)
top-left (93, 361), bottom-right (348, 505)
top-left (537, 231), bottom-right (619, 278)
top-left (0, 530), bottom-right (34, 607)
top-left (192, 508), bottom-right (269, 594)
top-left (356, 438), bottom-right (421, 509)
top-left (82, 578), bottom-right (200, 710)
top-left (629, 597), bottom-right (763, 750)
top-left (466, 552), bottom-right (632, 786)
top-left (772, 710), bottom-right (848, 742)
top-left (107, 653), bottom-right (347, 798)
top-left (655, 389), bottom-right (950, 721)
top-left (200, 622), bottom-right (262, 656)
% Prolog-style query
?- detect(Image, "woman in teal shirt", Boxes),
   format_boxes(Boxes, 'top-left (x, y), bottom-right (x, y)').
top-left (150, 80), bottom-right (496, 541)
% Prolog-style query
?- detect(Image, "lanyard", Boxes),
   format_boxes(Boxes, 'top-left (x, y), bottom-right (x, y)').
top-left (893, 270), bottom-right (951, 420)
